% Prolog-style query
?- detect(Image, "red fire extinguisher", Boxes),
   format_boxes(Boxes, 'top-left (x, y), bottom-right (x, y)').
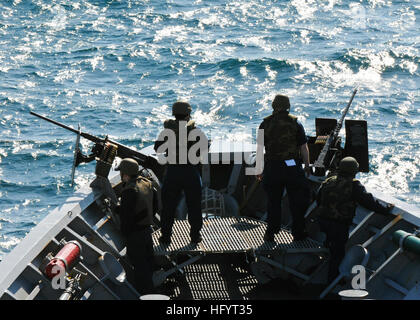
top-left (45, 240), bottom-right (82, 280)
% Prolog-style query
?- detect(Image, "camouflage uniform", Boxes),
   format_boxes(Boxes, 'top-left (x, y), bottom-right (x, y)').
top-left (260, 96), bottom-right (310, 241)
top-left (115, 159), bottom-right (155, 294)
top-left (317, 176), bottom-right (356, 225)
top-left (316, 157), bottom-right (392, 282)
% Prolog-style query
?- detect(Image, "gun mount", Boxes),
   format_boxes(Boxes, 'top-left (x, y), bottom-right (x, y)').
top-left (307, 89), bottom-right (369, 176)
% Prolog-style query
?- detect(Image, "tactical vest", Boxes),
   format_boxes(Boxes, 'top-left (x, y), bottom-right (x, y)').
top-left (262, 112), bottom-right (299, 160)
top-left (318, 175), bottom-right (357, 224)
top-left (163, 119), bottom-right (197, 164)
top-left (122, 176), bottom-right (154, 227)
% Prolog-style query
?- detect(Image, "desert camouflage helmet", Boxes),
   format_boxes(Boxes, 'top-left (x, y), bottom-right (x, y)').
top-left (272, 95), bottom-right (291, 111)
top-left (339, 156), bottom-right (359, 176)
top-left (172, 101), bottom-right (192, 116)
top-left (115, 158), bottom-right (139, 176)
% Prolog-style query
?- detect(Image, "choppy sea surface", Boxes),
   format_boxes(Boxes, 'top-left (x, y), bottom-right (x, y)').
top-left (0, 0), bottom-right (419, 259)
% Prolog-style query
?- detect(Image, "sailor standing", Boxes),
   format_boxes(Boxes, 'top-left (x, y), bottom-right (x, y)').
top-left (258, 95), bottom-right (312, 242)
top-left (316, 156), bottom-right (394, 283)
top-left (154, 102), bottom-right (208, 245)
top-left (114, 158), bottom-right (155, 294)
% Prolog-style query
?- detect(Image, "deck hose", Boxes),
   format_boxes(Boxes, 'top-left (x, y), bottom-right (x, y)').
top-left (392, 230), bottom-right (420, 256)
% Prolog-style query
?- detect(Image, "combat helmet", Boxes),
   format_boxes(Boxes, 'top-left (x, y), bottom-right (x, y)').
top-left (115, 158), bottom-right (139, 176)
top-left (172, 101), bottom-right (192, 116)
top-left (338, 157), bottom-right (359, 176)
top-left (272, 95), bottom-right (290, 112)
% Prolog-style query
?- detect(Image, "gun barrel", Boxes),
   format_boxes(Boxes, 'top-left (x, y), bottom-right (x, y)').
top-left (29, 111), bottom-right (162, 178)
top-left (30, 111), bottom-right (79, 135)
top-left (313, 88), bottom-right (358, 169)
top-left (333, 88), bottom-right (358, 138)
top-left (30, 111), bottom-right (101, 143)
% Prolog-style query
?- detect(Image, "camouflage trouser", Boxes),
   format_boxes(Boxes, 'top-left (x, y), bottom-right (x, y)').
top-left (262, 160), bottom-right (310, 237)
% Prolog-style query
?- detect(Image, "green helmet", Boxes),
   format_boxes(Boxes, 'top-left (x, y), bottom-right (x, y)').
top-left (339, 157), bottom-right (359, 176)
top-left (272, 95), bottom-right (290, 112)
top-left (115, 158), bottom-right (139, 176)
top-left (172, 101), bottom-right (192, 116)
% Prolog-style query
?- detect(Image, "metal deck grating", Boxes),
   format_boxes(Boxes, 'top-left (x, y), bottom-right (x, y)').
top-left (182, 262), bottom-right (258, 300)
top-left (153, 217), bottom-right (326, 255)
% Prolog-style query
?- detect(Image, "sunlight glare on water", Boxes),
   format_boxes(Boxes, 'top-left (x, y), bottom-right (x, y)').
top-left (0, 0), bottom-right (418, 257)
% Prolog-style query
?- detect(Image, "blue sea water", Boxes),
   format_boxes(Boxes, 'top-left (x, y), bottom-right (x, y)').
top-left (0, 0), bottom-right (418, 259)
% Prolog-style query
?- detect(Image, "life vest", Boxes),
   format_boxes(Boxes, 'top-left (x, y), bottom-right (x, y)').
top-left (122, 176), bottom-right (154, 227)
top-left (317, 175), bottom-right (357, 224)
top-left (163, 119), bottom-right (197, 164)
top-left (262, 111), bottom-right (299, 160)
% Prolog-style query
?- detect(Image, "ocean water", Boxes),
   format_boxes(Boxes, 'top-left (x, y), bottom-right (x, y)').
top-left (0, 0), bottom-right (418, 259)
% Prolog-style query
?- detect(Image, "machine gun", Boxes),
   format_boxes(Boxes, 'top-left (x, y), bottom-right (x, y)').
top-left (30, 111), bottom-right (162, 185)
top-left (313, 89), bottom-right (358, 175)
